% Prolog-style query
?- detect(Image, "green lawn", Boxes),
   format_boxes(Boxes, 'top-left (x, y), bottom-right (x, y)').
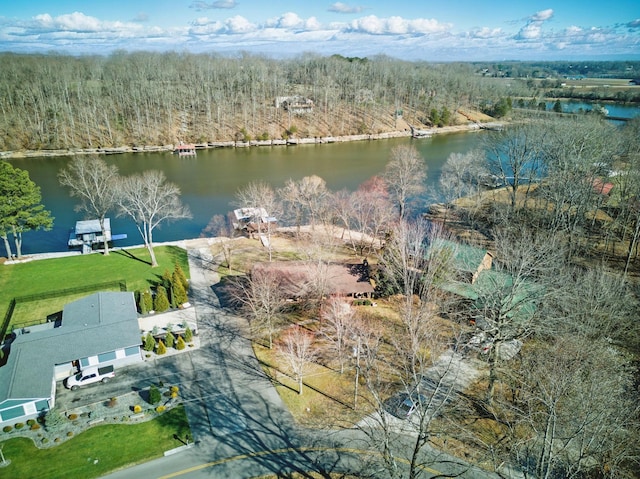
top-left (0, 405), bottom-right (191, 479)
top-left (0, 246), bottom-right (189, 328)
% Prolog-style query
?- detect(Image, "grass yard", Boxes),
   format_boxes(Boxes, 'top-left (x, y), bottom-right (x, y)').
top-left (0, 245), bottom-right (189, 329)
top-left (0, 405), bottom-right (190, 479)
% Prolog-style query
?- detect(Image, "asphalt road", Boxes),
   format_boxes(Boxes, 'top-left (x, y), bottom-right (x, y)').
top-left (99, 240), bottom-right (499, 479)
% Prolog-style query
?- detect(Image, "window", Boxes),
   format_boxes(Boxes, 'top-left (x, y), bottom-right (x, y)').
top-left (97, 351), bottom-right (117, 363)
top-left (1, 404), bottom-right (25, 421)
top-left (125, 346), bottom-right (140, 357)
top-left (80, 357), bottom-right (90, 367)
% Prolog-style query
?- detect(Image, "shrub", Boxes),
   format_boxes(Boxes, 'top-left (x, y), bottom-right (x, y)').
top-left (143, 332), bottom-right (156, 352)
top-left (107, 397), bottom-right (117, 408)
top-left (174, 262), bottom-right (189, 291)
top-left (133, 404), bottom-right (142, 414)
top-left (155, 405), bottom-right (166, 413)
top-left (184, 326), bottom-right (193, 343)
top-left (148, 385), bottom-right (162, 405)
top-left (67, 413), bottom-right (78, 421)
top-left (67, 431), bottom-right (74, 437)
top-left (42, 437), bottom-right (49, 444)
top-left (156, 339), bottom-right (167, 355)
top-left (137, 290), bottom-right (147, 315)
top-left (171, 392), bottom-right (178, 399)
top-left (165, 332), bottom-right (175, 349)
top-left (175, 335), bottom-right (186, 350)
top-left (27, 419), bottom-right (36, 426)
top-left (154, 286), bottom-right (170, 312)
top-left (30, 423), bottom-right (41, 430)
top-left (54, 437), bottom-right (61, 443)
top-left (15, 422), bottom-right (24, 429)
top-left (172, 275), bottom-right (188, 305)
top-left (170, 385), bottom-right (179, 394)
top-left (142, 290), bottom-right (153, 312)
top-left (3, 425), bottom-right (12, 433)
top-left (44, 409), bottom-right (65, 431)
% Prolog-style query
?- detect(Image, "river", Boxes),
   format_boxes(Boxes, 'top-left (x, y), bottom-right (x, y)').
top-left (6, 132), bottom-right (490, 255)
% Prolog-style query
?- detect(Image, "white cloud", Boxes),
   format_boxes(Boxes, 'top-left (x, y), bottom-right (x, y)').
top-left (328, 2), bottom-right (366, 14)
top-left (190, 1), bottom-right (237, 11)
top-left (349, 15), bottom-right (450, 35)
top-left (471, 27), bottom-right (503, 39)
top-left (278, 12), bottom-right (304, 29)
top-left (530, 9), bottom-right (554, 22)
top-left (517, 23), bottom-right (542, 40)
top-left (225, 16), bottom-right (256, 34)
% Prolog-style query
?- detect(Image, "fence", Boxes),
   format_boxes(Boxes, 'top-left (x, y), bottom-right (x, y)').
top-left (0, 280), bottom-right (127, 341)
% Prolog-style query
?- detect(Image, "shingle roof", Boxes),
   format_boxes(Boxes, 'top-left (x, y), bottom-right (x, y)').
top-left (0, 292), bottom-right (140, 403)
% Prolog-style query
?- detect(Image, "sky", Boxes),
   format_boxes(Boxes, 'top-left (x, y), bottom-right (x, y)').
top-left (0, 1), bottom-right (639, 61)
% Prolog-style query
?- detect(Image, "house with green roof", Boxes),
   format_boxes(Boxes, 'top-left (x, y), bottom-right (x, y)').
top-left (0, 292), bottom-right (142, 426)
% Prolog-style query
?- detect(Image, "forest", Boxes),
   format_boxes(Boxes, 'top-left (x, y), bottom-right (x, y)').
top-left (0, 51), bottom-right (539, 151)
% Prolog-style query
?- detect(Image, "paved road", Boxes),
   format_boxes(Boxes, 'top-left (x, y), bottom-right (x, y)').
top-left (100, 241), bottom-right (498, 479)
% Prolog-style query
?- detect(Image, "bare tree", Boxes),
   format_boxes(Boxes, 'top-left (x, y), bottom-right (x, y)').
top-left (319, 297), bottom-right (354, 374)
top-left (117, 170), bottom-right (191, 267)
top-left (58, 156), bottom-right (120, 255)
top-left (234, 180), bottom-right (279, 260)
top-left (232, 267), bottom-right (286, 349)
top-left (438, 150), bottom-right (488, 220)
top-left (383, 145), bottom-right (427, 220)
top-left (277, 324), bottom-right (317, 395)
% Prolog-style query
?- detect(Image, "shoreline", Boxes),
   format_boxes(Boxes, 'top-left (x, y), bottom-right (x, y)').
top-left (0, 123), bottom-right (491, 160)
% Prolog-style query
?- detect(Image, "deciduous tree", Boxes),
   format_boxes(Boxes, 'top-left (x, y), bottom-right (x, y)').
top-left (383, 145), bottom-right (427, 220)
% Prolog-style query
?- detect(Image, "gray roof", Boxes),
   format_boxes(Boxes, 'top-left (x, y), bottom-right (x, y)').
top-left (75, 218), bottom-right (111, 235)
top-left (0, 292), bottom-right (140, 403)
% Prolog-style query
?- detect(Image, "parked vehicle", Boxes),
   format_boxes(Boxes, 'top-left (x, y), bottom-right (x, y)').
top-left (65, 365), bottom-right (115, 390)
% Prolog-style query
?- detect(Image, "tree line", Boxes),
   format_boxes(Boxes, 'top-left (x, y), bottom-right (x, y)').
top-left (0, 52), bottom-right (516, 151)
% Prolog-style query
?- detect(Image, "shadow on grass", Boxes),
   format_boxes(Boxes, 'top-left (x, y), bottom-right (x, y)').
top-left (114, 248), bottom-right (152, 266)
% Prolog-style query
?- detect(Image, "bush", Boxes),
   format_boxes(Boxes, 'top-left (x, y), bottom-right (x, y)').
top-left (137, 290), bottom-right (147, 315)
top-left (165, 332), bottom-right (175, 349)
top-left (67, 431), bottom-right (74, 437)
top-left (67, 413), bottom-right (78, 421)
top-left (30, 423), bottom-right (41, 430)
top-left (143, 332), bottom-right (156, 352)
top-left (172, 276), bottom-right (188, 306)
top-left (27, 419), bottom-right (36, 426)
top-left (154, 286), bottom-right (170, 312)
top-left (173, 263), bottom-right (189, 292)
top-left (175, 335), bottom-right (186, 350)
top-left (107, 397), bottom-right (117, 408)
top-left (3, 425), bottom-right (12, 433)
top-left (14, 422), bottom-right (24, 429)
top-left (156, 339), bottom-right (167, 355)
top-left (170, 385), bottom-right (179, 394)
top-left (133, 404), bottom-right (142, 414)
top-left (42, 437), bottom-right (49, 444)
top-left (184, 326), bottom-right (193, 343)
top-left (155, 405), bottom-right (166, 413)
top-left (44, 409), bottom-right (65, 431)
top-left (148, 385), bottom-right (162, 405)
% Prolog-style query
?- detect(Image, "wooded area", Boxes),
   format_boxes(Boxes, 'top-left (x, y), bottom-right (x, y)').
top-left (0, 52), bottom-right (526, 151)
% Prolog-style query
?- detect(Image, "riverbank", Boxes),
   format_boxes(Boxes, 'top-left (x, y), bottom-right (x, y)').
top-left (0, 123), bottom-right (490, 160)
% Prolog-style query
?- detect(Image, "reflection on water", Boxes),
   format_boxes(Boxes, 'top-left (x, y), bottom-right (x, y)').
top-left (8, 132), bottom-right (488, 254)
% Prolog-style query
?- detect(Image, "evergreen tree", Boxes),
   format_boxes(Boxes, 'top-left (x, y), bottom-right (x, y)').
top-left (143, 332), bottom-right (156, 352)
top-left (156, 339), bottom-right (167, 355)
top-left (142, 290), bottom-right (153, 312)
top-left (154, 286), bottom-right (170, 312)
top-left (184, 325), bottom-right (193, 343)
top-left (176, 335), bottom-right (186, 350)
top-left (172, 272), bottom-right (188, 305)
top-left (165, 331), bottom-right (175, 348)
top-left (148, 385), bottom-right (162, 404)
top-left (137, 290), bottom-right (147, 315)
top-left (173, 262), bottom-right (189, 291)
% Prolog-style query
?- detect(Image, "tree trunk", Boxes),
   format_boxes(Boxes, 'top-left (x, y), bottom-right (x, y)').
top-left (12, 226), bottom-right (22, 258)
top-left (1, 234), bottom-right (12, 259)
top-left (100, 216), bottom-right (110, 256)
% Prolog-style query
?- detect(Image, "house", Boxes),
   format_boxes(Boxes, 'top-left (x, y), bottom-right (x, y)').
top-left (231, 208), bottom-right (277, 234)
top-left (251, 260), bottom-right (374, 299)
top-left (68, 218), bottom-right (127, 254)
top-left (174, 143), bottom-right (196, 156)
top-left (434, 240), bottom-right (493, 284)
top-left (274, 96), bottom-right (314, 114)
top-left (0, 292), bottom-right (142, 426)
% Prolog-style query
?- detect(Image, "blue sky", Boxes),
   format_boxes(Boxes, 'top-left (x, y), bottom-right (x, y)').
top-left (0, 1), bottom-right (638, 60)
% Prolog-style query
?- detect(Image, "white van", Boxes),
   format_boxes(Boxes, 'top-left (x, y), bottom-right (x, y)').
top-left (65, 365), bottom-right (115, 390)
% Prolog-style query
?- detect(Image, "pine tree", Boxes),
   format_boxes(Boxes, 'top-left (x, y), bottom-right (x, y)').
top-left (172, 272), bottom-right (188, 305)
top-left (154, 286), bottom-right (170, 312)
top-left (148, 385), bottom-right (162, 404)
top-left (143, 332), bottom-right (156, 352)
top-left (142, 290), bottom-right (153, 312)
top-left (165, 331), bottom-right (175, 348)
top-left (176, 335), bottom-right (186, 350)
top-left (156, 339), bottom-right (167, 355)
top-left (184, 325), bottom-right (193, 343)
top-left (174, 262), bottom-right (189, 291)
top-left (137, 290), bottom-right (147, 315)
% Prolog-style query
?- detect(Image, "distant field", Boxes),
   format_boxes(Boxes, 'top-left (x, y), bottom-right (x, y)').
top-left (0, 245), bottom-right (189, 333)
top-left (560, 78), bottom-right (639, 90)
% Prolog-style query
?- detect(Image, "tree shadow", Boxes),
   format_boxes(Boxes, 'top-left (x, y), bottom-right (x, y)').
top-left (114, 248), bottom-right (152, 266)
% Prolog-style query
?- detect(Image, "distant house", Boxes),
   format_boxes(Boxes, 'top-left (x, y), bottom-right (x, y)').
top-left (232, 207), bottom-right (277, 235)
top-left (252, 260), bottom-right (374, 299)
top-left (274, 96), bottom-right (314, 114)
top-left (0, 292), bottom-right (142, 426)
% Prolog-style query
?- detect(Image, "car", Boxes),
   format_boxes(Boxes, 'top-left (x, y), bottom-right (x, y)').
top-left (387, 393), bottom-right (429, 419)
top-left (65, 365), bottom-right (115, 390)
